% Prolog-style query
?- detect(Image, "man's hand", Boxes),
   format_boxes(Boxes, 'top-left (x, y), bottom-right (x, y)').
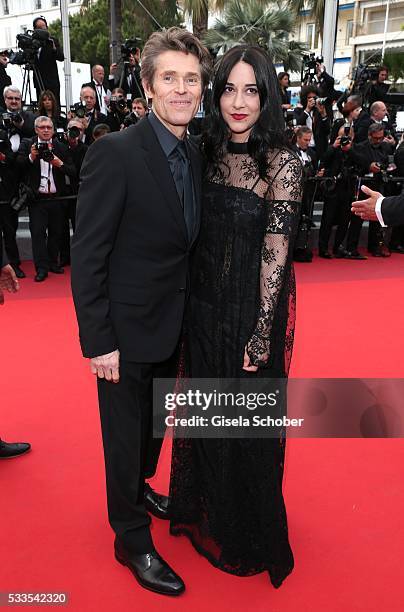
top-left (30, 144), bottom-right (39, 161)
top-left (316, 99), bottom-right (327, 117)
top-left (0, 264), bottom-right (20, 305)
top-left (351, 185), bottom-right (381, 222)
top-left (90, 350), bottom-right (120, 382)
top-left (370, 162), bottom-right (381, 174)
top-left (384, 134), bottom-right (395, 146)
top-left (110, 63), bottom-right (118, 75)
top-left (0, 152), bottom-right (6, 162)
top-left (333, 136), bottom-right (342, 149)
top-left (305, 97), bottom-right (316, 113)
top-left (51, 155), bottom-right (64, 168)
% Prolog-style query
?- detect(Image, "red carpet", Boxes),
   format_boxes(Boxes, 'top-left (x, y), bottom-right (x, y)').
top-left (1, 257), bottom-right (404, 611)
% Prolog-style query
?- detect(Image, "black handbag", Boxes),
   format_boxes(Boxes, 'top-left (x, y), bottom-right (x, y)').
top-left (9, 183), bottom-right (36, 213)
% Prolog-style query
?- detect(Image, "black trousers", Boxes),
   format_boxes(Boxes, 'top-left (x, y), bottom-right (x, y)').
top-left (28, 198), bottom-right (63, 272)
top-left (0, 204), bottom-right (20, 266)
top-left (97, 346), bottom-right (179, 553)
top-left (60, 198), bottom-right (77, 264)
top-left (346, 215), bottom-right (384, 253)
top-left (318, 188), bottom-right (351, 253)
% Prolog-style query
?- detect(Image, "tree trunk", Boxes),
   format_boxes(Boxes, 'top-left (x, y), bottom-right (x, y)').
top-left (192, 0), bottom-right (208, 39)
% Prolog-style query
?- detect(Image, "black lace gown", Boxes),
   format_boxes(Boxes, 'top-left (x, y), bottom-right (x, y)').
top-left (169, 141), bottom-right (303, 588)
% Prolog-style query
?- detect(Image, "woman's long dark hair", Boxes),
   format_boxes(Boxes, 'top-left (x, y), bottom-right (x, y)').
top-left (202, 45), bottom-right (288, 180)
top-left (38, 89), bottom-right (60, 119)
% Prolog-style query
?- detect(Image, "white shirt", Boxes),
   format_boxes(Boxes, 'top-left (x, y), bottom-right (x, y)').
top-left (296, 146), bottom-right (310, 164)
top-left (93, 79), bottom-right (109, 115)
top-left (29, 139), bottom-right (57, 194)
top-left (375, 195), bottom-right (387, 227)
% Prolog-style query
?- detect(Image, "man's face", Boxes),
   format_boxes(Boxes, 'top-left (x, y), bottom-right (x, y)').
top-left (35, 19), bottom-right (47, 30)
top-left (81, 88), bottom-right (96, 111)
top-left (4, 90), bottom-right (22, 111)
top-left (378, 70), bottom-right (388, 83)
top-left (373, 104), bottom-right (387, 121)
top-left (143, 51), bottom-right (203, 138)
top-left (0, 53), bottom-right (8, 67)
top-left (297, 133), bottom-right (312, 150)
top-left (92, 66), bottom-right (104, 84)
top-left (306, 92), bottom-right (317, 104)
top-left (369, 130), bottom-right (384, 146)
top-left (132, 101), bottom-right (146, 117)
top-left (35, 120), bottom-right (54, 141)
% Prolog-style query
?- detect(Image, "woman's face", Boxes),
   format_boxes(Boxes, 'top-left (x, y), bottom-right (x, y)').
top-left (43, 96), bottom-right (53, 111)
top-left (219, 61), bottom-right (261, 143)
top-left (280, 75), bottom-right (289, 88)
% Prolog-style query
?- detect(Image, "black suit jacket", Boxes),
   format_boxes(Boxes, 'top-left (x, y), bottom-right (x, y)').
top-left (381, 193), bottom-right (404, 226)
top-left (84, 110), bottom-right (107, 145)
top-left (16, 137), bottom-right (76, 196)
top-left (293, 107), bottom-right (330, 160)
top-left (33, 36), bottom-right (64, 98)
top-left (71, 117), bottom-right (202, 361)
top-left (353, 110), bottom-right (372, 144)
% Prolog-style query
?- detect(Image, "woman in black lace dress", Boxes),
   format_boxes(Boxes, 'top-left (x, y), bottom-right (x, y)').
top-left (169, 46), bottom-right (303, 588)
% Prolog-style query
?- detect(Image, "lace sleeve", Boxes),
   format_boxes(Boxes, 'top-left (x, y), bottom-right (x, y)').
top-left (246, 151), bottom-right (303, 367)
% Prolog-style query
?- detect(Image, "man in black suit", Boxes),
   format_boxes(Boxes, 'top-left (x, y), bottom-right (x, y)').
top-left (17, 116), bottom-right (76, 282)
top-left (348, 95), bottom-right (372, 144)
top-left (0, 50), bottom-right (12, 103)
top-left (82, 65), bottom-right (111, 115)
top-left (352, 186), bottom-right (404, 227)
top-left (79, 86), bottom-right (107, 146)
top-left (71, 27), bottom-right (211, 596)
top-left (32, 17), bottom-right (64, 105)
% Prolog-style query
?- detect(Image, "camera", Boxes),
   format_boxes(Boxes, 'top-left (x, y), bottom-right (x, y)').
top-left (70, 102), bottom-right (87, 119)
top-left (122, 112), bottom-right (138, 128)
top-left (302, 53), bottom-right (324, 84)
top-left (284, 108), bottom-right (296, 126)
top-left (109, 95), bottom-right (127, 113)
top-left (121, 39), bottom-right (141, 62)
top-left (55, 128), bottom-right (65, 143)
top-left (9, 28), bottom-right (50, 66)
top-left (67, 126), bottom-right (81, 139)
top-left (1, 112), bottom-right (22, 129)
top-left (35, 142), bottom-right (54, 162)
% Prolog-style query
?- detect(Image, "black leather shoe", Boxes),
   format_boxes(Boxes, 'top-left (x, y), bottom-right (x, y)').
top-left (49, 265), bottom-right (64, 274)
top-left (319, 251), bottom-right (333, 259)
top-left (34, 270), bottom-right (48, 282)
top-left (390, 245), bottom-right (404, 254)
top-left (0, 438), bottom-right (31, 459)
top-left (333, 247), bottom-right (349, 259)
top-left (144, 483), bottom-right (170, 520)
top-left (11, 265), bottom-right (26, 279)
top-left (345, 251), bottom-right (367, 260)
top-left (114, 539), bottom-right (185, 596)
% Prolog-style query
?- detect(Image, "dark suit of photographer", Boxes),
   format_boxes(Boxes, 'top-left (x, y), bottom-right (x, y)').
top-left (32, 17), bottom-right (64, 104)
top-left (347, 124), bottom-right (394, 256)
top-left (318, 128), bottom-right (357, 257)
top-left (109, 49), bottom-right (144, 102)
top-left (294, 87), bottom-right (330, 160)
top-left (0, 136), bottom-right (20, 273)
top-left (60, 121), bottom-right (88, 265)
top-left (17, 117), bottom-right (75, 281)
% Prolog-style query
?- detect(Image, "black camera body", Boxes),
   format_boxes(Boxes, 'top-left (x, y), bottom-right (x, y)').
top-left (302, 53), bottom-right (324, 84)
top-left (121, 38), bottom-right (141, 62)
top-left (35, 141), bottom-right (54, 162)
top-left (109, 95), bottom-right (127, 113)
top-left (70, 102), bottom-right (87, 118)
top-left (10, 28), bottom-right (50, 66)
top-left (122, 112), bottom-right (138, 128)
top-left (67, 126), bottom-right (81, 140)
top-left (1, 112), bottom-right (22, 129)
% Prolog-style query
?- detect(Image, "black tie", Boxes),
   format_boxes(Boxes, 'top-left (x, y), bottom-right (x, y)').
top-left (174, 141), bottom-right (194, 241)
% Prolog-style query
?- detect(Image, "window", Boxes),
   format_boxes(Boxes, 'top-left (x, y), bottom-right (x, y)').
top-left (52, 0), bottom-right (58, 6)
top-left (346, 20), bottom-right (354, 45)
top-left (307, 23), bottom-right (315, 48)
top-left (2, 0), bottom-right (10, 15)
top-left (34, 0), bottom-right (41, 9)
top-left (367, 8), bottom-right (404, 35)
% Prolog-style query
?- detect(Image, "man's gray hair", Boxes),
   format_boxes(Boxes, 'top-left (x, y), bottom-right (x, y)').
top-left (35, 115), bottom-right (53, 128)
top-left (3, 85), bottom-right (22, 98)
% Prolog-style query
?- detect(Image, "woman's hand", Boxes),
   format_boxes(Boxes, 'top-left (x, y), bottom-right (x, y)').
top-left (242, 347), bottom-right (258, 372)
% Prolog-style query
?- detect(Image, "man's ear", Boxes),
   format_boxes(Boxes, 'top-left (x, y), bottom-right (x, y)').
top-left (142, 79), bottom-right (153, 100)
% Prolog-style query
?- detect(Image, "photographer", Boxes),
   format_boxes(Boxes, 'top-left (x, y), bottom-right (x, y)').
top-left (1, 86), bottom-right (35, 140)
top-left (32, 17), bottom-right (64, 105)
top-left (132, 97), bottom-right (148, 119)
top-left (59, 119), bottom-right (88, 267)
top-left (0, 129), bottom-right (25, 278)
top-left (0, 50), bottom-right (12, 102)
top-left (369, 101), bottom-right (396, 144)
top-left (318, 125), bottom-right (357, 258)
top-left (368, 66), bottom-right (390, 106)
top-left (346, 123), bottom-right (395, 258)
top-left (38, 89), bottom-right (67, 131)
top-left (294, 86), bottom-right (330, 159)
top-left (105, 88), bottom-right (131, 132)
top-left (109, 45), bottom-right (144, 102)
top-left (17, 116), bottom-right (75, 282)
top-left (82, 65), bottom-right (111, 115)
top-left (78, 86), bottom-right (107, 145)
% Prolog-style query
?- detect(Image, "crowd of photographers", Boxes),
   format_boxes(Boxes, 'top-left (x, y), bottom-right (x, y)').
top-left (0, 20), bottom-right (149, 282)
top-left (281, 61), bottom-right (404, 262)
top-left (1, 24), bottom-right (404, 285)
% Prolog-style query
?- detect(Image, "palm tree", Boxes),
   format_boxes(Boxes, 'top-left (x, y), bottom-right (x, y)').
top-left (287, 0), bottom-right (325, 35)
top-left (182, 0), bottom-right (226, 39)
top-left (203, 0), bottom-right (308, 72)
